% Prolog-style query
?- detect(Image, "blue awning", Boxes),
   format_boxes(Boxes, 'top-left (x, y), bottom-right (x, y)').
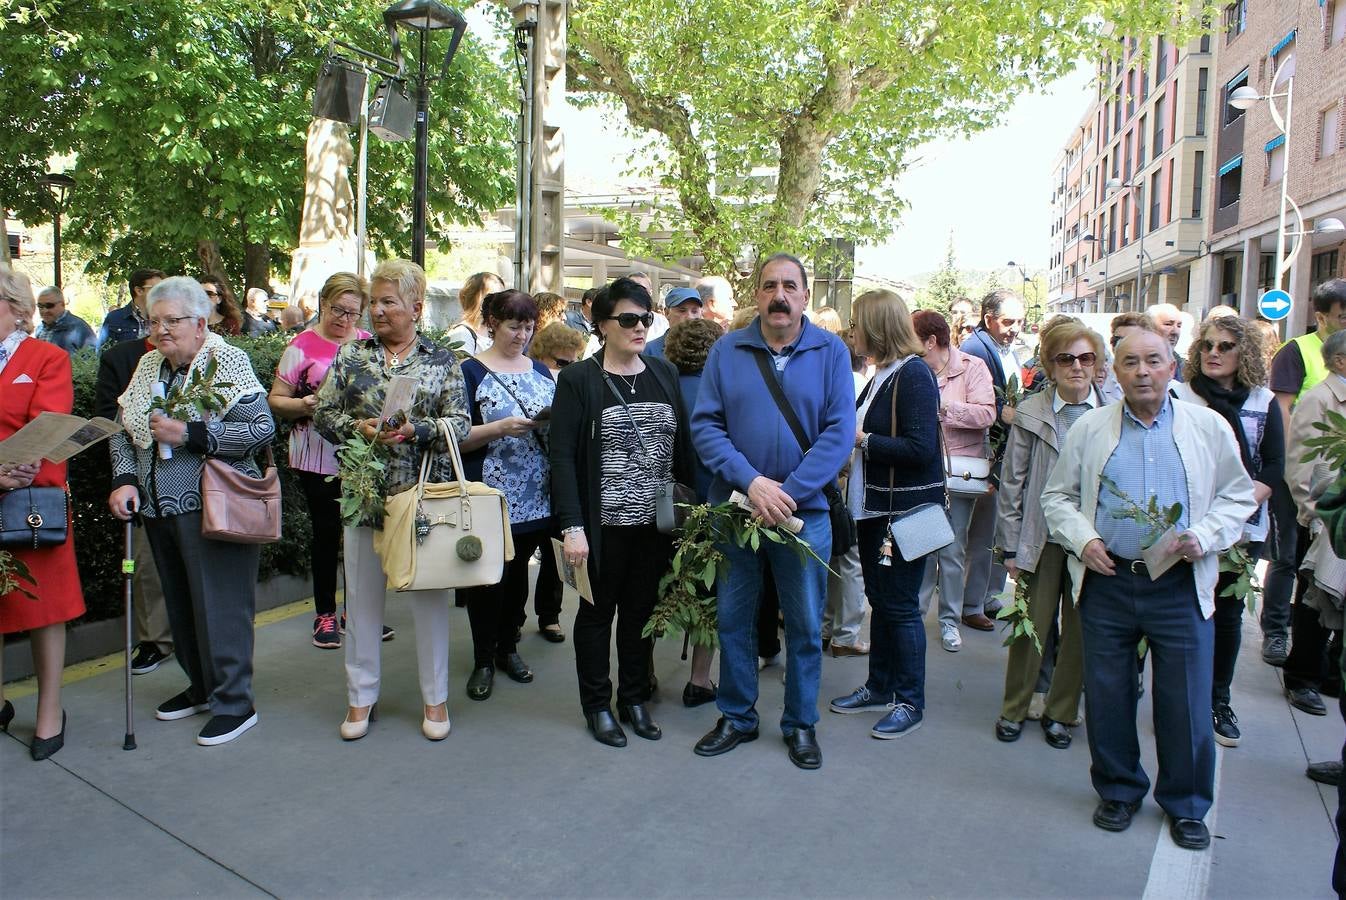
top-left (1271, 30), bottom-right (1296, 57)
top-left (1265, 134), bottom-right (1286, 152)
top-left (1219, 155), bottom-right (1244, 176)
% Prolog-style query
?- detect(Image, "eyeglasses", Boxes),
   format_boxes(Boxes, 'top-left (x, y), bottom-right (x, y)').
top-left (1198, 339), bottom-right (1238, 355)
top-left (553, 358), bottom-right (574, 368)
top-left (1052, 351), bottom-right (1097, 368)
top-left (604, 312), bottom-right (655, 329)
top-left (39, 302), bottom-right (61, 310)
top-left (327, 306), bottom-right (362, 322)
top-left (202, 290), bottom-right (221, 300)
top-left (148, 316), bottom-right (195, 332)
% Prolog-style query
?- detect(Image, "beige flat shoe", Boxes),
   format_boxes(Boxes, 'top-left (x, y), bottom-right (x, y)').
top-left (422, 703), bottom-right (450, 741)
top-left (340, 704), bottom-right (377, 741)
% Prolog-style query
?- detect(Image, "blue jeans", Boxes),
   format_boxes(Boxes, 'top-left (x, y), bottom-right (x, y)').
top-left (715, 509), bottom-right (830, 735)
top-left (1079, 562), bottom-right (1214, 821)
top-left (858, 517), bottom-right (926, 709)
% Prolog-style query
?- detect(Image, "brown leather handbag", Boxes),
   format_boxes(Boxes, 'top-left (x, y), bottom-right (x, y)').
top-left (200, 446), bottom-right (282, 544)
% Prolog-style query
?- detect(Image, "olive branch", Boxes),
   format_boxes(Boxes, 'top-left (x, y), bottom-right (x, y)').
top-left (327, 430), bottom-right (390, 527)
top-left (992, 575), bottom-right (1041, 654)
top-left (1300, 409), bottom-right (1346, 494)
top-left (150, 355), bottom-right (235, 420)
top-left (0, 550), bottom-right (37, 601)
top-left (643, 501), bottom-right (833, 649)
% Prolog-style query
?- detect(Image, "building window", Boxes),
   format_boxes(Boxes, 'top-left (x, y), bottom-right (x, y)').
top-left (1124, 133), bottom-right (1133, 181)
top-left (1141, 69), bottom-right (1149, 102)
top-left (1126, 71), bottom-right (1135, 119)
top-left (1156, 36), bottom-right (1168, 80)
top-left (1132, 196), bottom-right (1141, 242)
top-left (1223, 70), bottom-right (1249, 127)
top-left (1138, 114), bottom-right (1148, 166)
top-left (1114, 86), bottom-right (1123, 132)
top-left (1330, 2), bottom-right (1346, 47)
top-left (1313, 250), bottom-right (1341, 288)
top-left (1120, 197), bottom-right (1131, 245)
top-left (1196, 68), bottom-right (1209, 136)
top-left (1259, 253), bottom-right (1276, 292)
top-left (1153, 95), bottom-right (1166, 155)
top-left (1321, 104), bottom-right (1342, 160)
top-left (1192, 150), bottom-right (1205, 218)
top-left (1200, 30), bottom-right (1211, 54)
top-left (1271, 32), bottom-right (1297, 81)
top-left (1149, 171), bottom-right (1162, 232)
top-left (1224, 0), bottom-right (1247, 42)
top-left (1218, 156), bottom-right (1242, 208)
top-left (1266, 135), bottom-right (1286, 184)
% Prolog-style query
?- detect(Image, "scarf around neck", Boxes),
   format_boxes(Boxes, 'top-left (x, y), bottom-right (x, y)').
top-left (1189, 371), bottom-right (1255, 476)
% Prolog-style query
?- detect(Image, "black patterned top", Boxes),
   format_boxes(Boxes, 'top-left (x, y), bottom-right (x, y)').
top-left (110, 359), bottom-right (276, 519)
top-left (599, 373), bottom-right (676, 526)
top-left (313, 334), bottom-right (471, 527)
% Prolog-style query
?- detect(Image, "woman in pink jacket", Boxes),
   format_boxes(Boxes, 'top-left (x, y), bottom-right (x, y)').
top-left (911, 311), bottom-right (996, 652)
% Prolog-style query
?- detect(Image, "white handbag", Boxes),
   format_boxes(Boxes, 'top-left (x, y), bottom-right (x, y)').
top-left (945, 453), bottom-right (992, 497)
top-left (374, 421), bottom-right (515, 592)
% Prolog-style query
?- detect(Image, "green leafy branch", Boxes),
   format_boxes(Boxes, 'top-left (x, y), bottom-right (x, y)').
top-left (1300, 409), bottom-right (1346, 494)
top-left (327, 430), bottom-right (390, 527)
top-left (150, 355), bottom-right (235, 420)
top-left (1218, 543), bottom-right (1262, 616)
top-left (990, 373), bottom-right (1025, 455)
top-left (1099, 474), bottom-right (1182, 551)
top-left (993, 574), bottom-right (1041, 654)
top-left (0, 550), bottom-right (37, 601)
top-left (643, 501), bottom-right (834, 649)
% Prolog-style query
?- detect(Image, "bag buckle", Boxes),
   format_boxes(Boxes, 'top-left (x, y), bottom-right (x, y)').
top-left (25, 511), bottom-right (43, 529)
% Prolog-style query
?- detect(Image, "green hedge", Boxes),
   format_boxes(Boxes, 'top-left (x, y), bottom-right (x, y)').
top-left (68, 333), bottom-right (313, 624)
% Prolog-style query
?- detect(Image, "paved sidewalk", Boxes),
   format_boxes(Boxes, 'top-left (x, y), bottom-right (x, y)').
top-left (1, 579), bottom-right (1339, 899)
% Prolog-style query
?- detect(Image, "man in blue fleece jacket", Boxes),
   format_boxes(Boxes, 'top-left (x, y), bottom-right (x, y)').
top-left (689, 253), bottom-right (856, 770)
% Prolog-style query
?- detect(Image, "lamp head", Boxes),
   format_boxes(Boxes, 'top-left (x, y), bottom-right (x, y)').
top-left (1228, 85), bottom-right (1260, 111)
top-left (1104, 177), bottom-right (1122, 193)
top-left (1315, 217), bottom-right (1346, 236)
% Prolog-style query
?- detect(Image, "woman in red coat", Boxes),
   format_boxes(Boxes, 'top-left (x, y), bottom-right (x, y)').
top-left (0, 266), bottom-right (85, 760)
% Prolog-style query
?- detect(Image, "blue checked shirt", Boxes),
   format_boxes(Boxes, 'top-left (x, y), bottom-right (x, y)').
top-left (1094, 397), bottom-right (1190, 560)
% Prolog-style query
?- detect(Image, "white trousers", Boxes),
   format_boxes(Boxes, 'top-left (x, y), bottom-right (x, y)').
top-left (343, 526), bottom-right (451, 707)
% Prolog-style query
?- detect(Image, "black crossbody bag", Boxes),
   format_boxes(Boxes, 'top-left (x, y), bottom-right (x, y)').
top-left (749, 350), bottom-right (857, 556)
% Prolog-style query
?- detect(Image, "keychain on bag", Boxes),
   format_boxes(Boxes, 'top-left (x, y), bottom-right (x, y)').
top-left (879, 534), bottom-right (894, 567)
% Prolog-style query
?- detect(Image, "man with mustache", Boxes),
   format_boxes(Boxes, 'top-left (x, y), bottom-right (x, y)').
top-left (1042, 329), bottom-right (1255, 851)
top-left (690, 253), bottom-right (855, 770)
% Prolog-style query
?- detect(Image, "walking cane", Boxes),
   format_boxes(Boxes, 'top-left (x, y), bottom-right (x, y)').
top-left (122, 513), bottom-right (136, 751)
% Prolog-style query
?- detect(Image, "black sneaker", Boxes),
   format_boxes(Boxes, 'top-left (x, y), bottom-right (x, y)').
top-left (337, 615), bottom-right (394, 642)
top-left (130, 644), bottom-right (170, 675)
top-left (312, 614), bottom-right (340, 649)
top-left (1213, 703), bottom-right (1241, 748)
top-left (1262, 633), bottom-right (1289, 667)
top-left (197, 710), bottom-right (258, 746)
top-left (156, 690), bottom-right (210, 721)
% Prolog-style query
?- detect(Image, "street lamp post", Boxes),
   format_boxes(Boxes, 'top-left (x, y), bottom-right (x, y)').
top-left (39, 173), bottom-right (75, 289)
top-left (383, 0), bottom-right (467, 268)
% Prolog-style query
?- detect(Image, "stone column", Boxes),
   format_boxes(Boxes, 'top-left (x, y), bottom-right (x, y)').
top-left (1287, 228), bottom-right (1315, 338)
top-left (1238, 236), bottom-right (1261, 319)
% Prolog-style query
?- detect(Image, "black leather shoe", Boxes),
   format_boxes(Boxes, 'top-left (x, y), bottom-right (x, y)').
top-left (618, 703), bottom-right (662, 741)
top-left (539, 623), bottom-right (566, 644)
top-left (30, 711), bottom-right (66, 761)
top-left (1288, 687), bottom-right (1327, 716)
top-left (694, 717), bottom-right (758, 757)
top-left (994, 717), bottom-right (1022, 742)
top-left (1169, 817), bottom-right (1210, 850)
top-left (466, 666), bottom-right (494, 701)
top-left (1307, 760), bottom-right (1343, 786)
top-left (0, 699), bottom-right (14, 732)
top-left (585, 709), bottom-right (627, 747)
top-left (496, 652), bottom-right (534, 684)
top-left (682, 681), bottom-right (717, 708)
top-left (1041, 716), bottom-right (1072, 749)
top-left (784, 727), bottom-right (822, 770)
top-left (1092, 799), bottom-right (1142, 832)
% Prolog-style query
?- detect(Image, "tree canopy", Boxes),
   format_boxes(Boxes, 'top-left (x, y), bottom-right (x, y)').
top-left (0, 0), bottom-right (514, 287)
top-left (567, 0), bottom-right (1214, 287)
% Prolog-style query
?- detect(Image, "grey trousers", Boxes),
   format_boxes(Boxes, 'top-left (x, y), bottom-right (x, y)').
top-left (145, 512), bottom-right (259, 717)
top-left (962, 489), bottom-right (1007, 614)
top-left (132, 525), bottom-right (172, 653)
top-left (824, 543), bottom-right (866, 646)
top-left (918, 494), bottom-right (978, 626)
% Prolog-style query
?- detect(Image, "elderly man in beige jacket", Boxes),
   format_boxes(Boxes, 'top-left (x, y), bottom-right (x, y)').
top-left (1042, 330), bottom-right (1255, 852)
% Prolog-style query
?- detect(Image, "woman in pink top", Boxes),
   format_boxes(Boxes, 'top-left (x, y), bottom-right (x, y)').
top-left (268, 273), bottom-right (371, 649)
top-left (911, 310), bottom-right (996, 653)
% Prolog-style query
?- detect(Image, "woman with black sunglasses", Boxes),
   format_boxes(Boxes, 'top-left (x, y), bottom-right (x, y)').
top-left (1174, 315), bottom-right (1281, 750)
top-left (549, 277), bottom-right (695, 747)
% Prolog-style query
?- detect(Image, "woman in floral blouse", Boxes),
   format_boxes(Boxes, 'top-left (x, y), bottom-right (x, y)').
top-left (313, 260), bottom-right (470, 743)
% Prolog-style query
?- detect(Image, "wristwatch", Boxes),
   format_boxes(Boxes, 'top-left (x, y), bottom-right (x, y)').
top-left (561, 525), bottom-right (584, 537)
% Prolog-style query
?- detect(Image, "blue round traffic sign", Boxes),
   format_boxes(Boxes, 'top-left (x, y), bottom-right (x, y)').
top-left (1259, 289), bottom-right (1292, 322)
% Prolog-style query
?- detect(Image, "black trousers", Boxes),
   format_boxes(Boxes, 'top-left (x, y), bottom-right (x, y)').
top-left (530, 530), bottom-right (564, 628)
top-left (1285, 526), bottom-right (1341, 693)
top-left (573, 525), bottom-right (671, 712)
top-left (462, 528), bottom-right (549, 668)
top-left (297, 469), bottom-right (341, 617)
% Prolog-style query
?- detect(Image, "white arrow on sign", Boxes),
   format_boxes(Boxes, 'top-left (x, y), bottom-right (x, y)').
top-left (1263, 296), bottom-right (1290, 312)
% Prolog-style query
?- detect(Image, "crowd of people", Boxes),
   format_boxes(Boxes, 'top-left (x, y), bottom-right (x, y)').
top-left (2, 254), bottom-right (1346, 862)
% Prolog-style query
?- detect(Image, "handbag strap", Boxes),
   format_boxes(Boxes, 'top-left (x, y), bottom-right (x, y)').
top-left (879, 359), bottom-right (949, 516)
top-left (419, 419), bottom-right (472, 500)
top-left (482, 367), bottom-right (538, 419)
top-left (750, 348), bottom-right (841, 504)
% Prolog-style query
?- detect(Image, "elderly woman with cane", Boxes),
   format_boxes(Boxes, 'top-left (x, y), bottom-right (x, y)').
top-left (108, 276), bottom-right (275, 747)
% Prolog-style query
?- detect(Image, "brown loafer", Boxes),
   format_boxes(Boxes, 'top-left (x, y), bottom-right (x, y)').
top-left (830, 642), bottom-right (870, 657)
top-left (961, 613), bottom-right (996, 632)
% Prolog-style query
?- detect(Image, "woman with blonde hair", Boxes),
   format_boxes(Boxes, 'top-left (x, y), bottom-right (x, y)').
top-left (994, 319), bottom-right (1105, 748)
top-left (1175, 315), bottom-right (1281, 748)
top-left (827, 289), bottom-right (942, 740)
top-left (812, 305), bottom-right (843, 335)
top-left (269, 272), bottom-right (373, 649)
top-left (449, 271), bottom-right (505, 354)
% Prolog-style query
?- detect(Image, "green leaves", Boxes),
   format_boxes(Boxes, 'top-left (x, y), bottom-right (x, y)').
top-left (328, 429), bottom-right (389, 527)
top-left (994, 577), bottom-right (1041, 655)
top-left (1301, 410), bottom-right (1346, 494)
top-left (1218, 543), bottom-right (1262, 617)
top-left (1100, 474), bottom-right (1182, 550)
top-left (0, 551), bottom-right (38, 602)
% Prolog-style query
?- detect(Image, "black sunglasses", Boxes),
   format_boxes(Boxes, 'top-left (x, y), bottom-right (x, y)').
top-left (605, 312), bottom-right (654, 329)
top-left (554, 357), bottom-right (575, 367)
top-left (1052, 351), bottom-right (1097, 368)
top-left (39, 302), bottom-right (61, 310)
top-left (1198, 339), bottom-right (1238, 355)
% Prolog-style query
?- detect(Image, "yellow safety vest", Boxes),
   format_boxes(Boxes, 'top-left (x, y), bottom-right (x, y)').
top-left (1294, 331), bottom-right (1328, 402)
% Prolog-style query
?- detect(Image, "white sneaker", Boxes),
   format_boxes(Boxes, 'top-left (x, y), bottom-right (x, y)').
top-left (941, 624), bottom-right (962, 653)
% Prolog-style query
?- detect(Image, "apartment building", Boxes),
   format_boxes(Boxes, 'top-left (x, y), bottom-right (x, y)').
top-left (1206, 0), bottom-right (1346, 336)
